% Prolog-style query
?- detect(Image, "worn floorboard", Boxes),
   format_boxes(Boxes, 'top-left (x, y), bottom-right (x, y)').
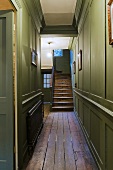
top-left (26, 111), bottom-right (98, 170)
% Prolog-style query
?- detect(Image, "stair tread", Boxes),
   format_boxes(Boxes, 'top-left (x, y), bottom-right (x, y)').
top-left (55, 84), bottom-right (71, 87)
top-left (54, 88), bottom-right (71, 90)
top-left (54, 93), bottom-right (72, 94)
top-left (53, 97), bottom-right (73, 98)
top-left (52, 106), bottom-right (74, 108)
top-left (53, 101), bottom-right (73, 103)
top-left (54, 89), bottom-right (71, 90)
top-left (55, 77), bottom-right (70, 80)
top-left (55, 84), bottom-right (71, 85)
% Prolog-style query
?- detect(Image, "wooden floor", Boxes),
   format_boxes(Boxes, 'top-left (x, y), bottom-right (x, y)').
top-left (26, 111), bottom-right (98, 170)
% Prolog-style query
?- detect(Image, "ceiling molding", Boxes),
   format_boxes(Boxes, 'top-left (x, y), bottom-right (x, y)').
top-left (11, 0), bottom-right (22, 9)
top-left (75, 0), bottom-right (85, 26)
top-left (23, 0), bottom-right (44, 32)
top-left (40, 25), bottom-right (78, 36)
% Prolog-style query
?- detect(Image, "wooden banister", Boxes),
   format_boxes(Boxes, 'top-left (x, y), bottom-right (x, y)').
top-left (50, 66), bottom-right (55, 110)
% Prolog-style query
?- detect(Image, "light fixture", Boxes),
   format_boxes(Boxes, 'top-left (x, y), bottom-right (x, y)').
top-left (47, 42), bottom-right (52, 58)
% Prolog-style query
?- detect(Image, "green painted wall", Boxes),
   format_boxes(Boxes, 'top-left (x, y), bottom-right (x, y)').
top-left (71, 0), bottom-right (113, 169)
top-left (55, 49), bottom-right (71, 74)
top-left (16, 1), bottom-right (42, 169)
top-left (90, 0), bottom-right (105, 97)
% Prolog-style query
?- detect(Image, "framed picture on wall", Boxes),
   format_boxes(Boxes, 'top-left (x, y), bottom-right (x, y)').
top-left (31, 49), bottom-right (37, 66)
top-left (108, 0), bottom-right (113, 45)
top-left (78, 49), bottom-right (82, 71)
top-left (73, 61), bottom-right (76, 74)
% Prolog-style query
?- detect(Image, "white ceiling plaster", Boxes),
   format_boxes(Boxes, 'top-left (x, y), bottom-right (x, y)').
top-left (44, 13), bottom-right (74, 25)
top-left (40, 0), bottom-right (76, 25)
top-left (41, 37), bottom-right (71, 67)
top-left (41, 37), bottom-right (71, 50)
top-left (40, 0), bottom-right (76, 13)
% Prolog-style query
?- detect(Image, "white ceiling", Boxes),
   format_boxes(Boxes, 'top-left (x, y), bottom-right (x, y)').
top-left (40, 1), bottom-right (76, 67)
top-left (41, 37), bottom-right (70, 50)
top-left (40, 0), bottom-right (76, 25)
top-left (41, 37), bottom-right (71, 67)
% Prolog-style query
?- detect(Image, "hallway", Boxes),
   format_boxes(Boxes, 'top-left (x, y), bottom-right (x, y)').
top-left (26, 111), bottom-right (98, 170)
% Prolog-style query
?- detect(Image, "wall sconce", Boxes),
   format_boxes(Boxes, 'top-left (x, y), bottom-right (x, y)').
top-left (47, 42), bottom-right (52, 58)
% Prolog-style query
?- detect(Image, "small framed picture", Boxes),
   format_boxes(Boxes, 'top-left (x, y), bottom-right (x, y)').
top-left (78, 49), bottom-right (82, 71)
top-left (73, 61), bottom-right (76, 74)
top-left (108, 0), bottom-right (113, 45)
top-left (31, 49), bottom-right (37, 66)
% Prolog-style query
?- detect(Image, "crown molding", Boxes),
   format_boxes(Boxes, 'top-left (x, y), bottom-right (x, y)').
top-left (40, 25), bottom-right (78, 36)
top-left (75, 0), bottom-right (85, 26)
top-left (11, 0), bottom-right (22, 9)
top-left (23, 0), bottom-right (44, 33)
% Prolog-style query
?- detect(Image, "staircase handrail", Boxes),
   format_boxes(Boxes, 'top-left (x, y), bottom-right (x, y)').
top-left (50, 66), bottom-right (55, 108)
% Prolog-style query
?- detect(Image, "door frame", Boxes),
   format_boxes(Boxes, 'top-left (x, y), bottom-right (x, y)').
top-left (11, 1), bottom-right (22, 170)
top-left (9, 1), bottom-right (22, 169)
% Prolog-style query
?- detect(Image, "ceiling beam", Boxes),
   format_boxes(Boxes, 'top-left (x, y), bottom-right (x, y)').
top-left (40, 25), bottom-right (78, 37)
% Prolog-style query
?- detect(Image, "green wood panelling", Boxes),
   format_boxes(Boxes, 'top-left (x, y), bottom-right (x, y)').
top-left (55, 50), bottom-right (70, 74)
top-left (72, 0), bottom-right (113, 169)
top-left (78, 100), bottom-right (83, 122)
top-left (0, 18), bottom-right (6, 97)
top-left (83, 104), bottom-right (90, 136)
top-left (90, 0), bottom-right (105, 97)
top-left (83, 11), bottom-right (90, 92)
top-left (16, 1), bottom-right (42, 169)
top-left (90, 110), bottom-right (101, 156)
top-left (24, 0), bottom-right (43, 32)
top-left (0, 10), bottom-right (14, 170)
top-left (105, 125), bottom-right (113, 170)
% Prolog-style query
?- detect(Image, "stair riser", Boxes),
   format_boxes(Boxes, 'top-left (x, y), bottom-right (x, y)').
top-left (55, 80), bottom-right (71, 83)
top-left (52, 108), bottom-right (74, 111)
top-left (55, 83), bottom-right (71, 85)
top-left (54, 94), bottom-right (73, 97)
top-left (55, 78), bottom-right (71, 81)
top-left (53, 103), bottom-right (73, 106)
top-left (55, 86), bottom-right (72, 89)
top-left (54, 90), bottom-right (72, 93)
top-left (54, 99), bottom-right (73, 102)
top-left (55, 72), bottom-right (70, 77)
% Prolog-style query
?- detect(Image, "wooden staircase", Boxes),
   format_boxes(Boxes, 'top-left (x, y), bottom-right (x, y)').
top-left (52, 73), bottom-right (74, 111)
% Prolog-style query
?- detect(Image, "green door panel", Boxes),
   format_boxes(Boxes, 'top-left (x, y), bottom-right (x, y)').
top-left (0, 10), bottom-right (14, 170)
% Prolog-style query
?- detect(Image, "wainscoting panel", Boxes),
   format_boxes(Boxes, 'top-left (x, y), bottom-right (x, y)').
top-left (78, 99), bottom-right (83, 123)
top-left (75, 96), bottom-right (79, 114)
top-left (83, 104), bottom-right (90, 137)
top-left (105, 124), bottom-right (113, 170)
top-left (74, 90), bottom-right (113, 169)
top-left (90, 110), bottom-right (101, 157)
top-left (0, 114), bottom-right (6, 160)
top-left (22, 110), bottom-right (28, 161)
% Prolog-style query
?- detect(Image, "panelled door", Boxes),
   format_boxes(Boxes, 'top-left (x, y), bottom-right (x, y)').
top-left (0, 10), bottom-right (14, 170)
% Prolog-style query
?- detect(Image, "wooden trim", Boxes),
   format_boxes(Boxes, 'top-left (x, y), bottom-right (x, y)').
top-left (74, 90), bottom-right (113, 117)
top-left (22, 92), bottom-right (42, 105)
